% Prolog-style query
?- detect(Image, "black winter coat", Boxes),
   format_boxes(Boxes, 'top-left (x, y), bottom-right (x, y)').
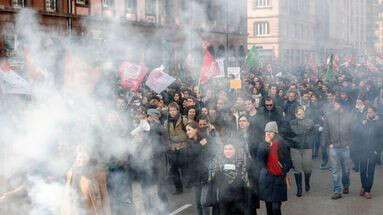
top-left (306, 103), bottom-right (323, 126)
top-left (284, 100), bottom-right (299, 122)
top-left (248, 113), bottom-right (266, 147)
top-left (261, 106), bottom-right (283, 126)
top-left (323, 110), bottom-right (353, 148)
top-left (257, 136), bottom-right (292, 202)
top-left (354, 116), bottom-right (383, 159)
top-left (188, 137), bottom-right (215, 185)
top-left (209, 152), bottom-right (249, 203)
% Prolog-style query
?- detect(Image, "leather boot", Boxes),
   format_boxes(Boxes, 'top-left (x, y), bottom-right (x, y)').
top-left (294, 173), bottom-right (303, 197)
top-left (305, 173), bottom-right (311, 192)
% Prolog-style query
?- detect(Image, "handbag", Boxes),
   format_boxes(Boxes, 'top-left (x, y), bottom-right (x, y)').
top-left (200, 181), bottom-right (218, 207)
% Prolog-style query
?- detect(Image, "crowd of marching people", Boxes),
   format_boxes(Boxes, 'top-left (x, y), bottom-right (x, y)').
top-left (1, 58), bottom-right (383, 215)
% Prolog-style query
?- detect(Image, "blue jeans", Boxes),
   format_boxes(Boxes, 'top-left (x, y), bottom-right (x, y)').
top-left (360, 152), bottom-right (377, 193)
top-left (312, 129), bottom-right (320, 158)
top-left (320, 132), bottom-right (329, 167)
top-left (329, 147), bottom-right (351, 193)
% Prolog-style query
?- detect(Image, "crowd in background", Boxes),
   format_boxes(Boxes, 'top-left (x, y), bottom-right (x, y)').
top-left (1, 61), bottom-right (383, 215)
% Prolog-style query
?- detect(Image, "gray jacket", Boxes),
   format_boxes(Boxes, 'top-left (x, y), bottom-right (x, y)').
top-left (290, 118), bottom-right (315, 149)
top-left (323, 110), bottom-right (353, 148)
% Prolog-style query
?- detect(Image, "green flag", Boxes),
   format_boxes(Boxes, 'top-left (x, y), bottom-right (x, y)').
top-left (326, 54), bottom-right (334, 81)
top-left (246, 46), bottom-right (263, 68)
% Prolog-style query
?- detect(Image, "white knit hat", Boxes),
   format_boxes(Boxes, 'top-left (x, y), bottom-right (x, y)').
top-left (265, 121), bottom-right (278, 133)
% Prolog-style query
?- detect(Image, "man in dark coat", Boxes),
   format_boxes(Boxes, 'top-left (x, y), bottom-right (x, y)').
top-left (355, 106), bottom-right (383, 199)
top-left (323, 98), bottom-right (353, 200)
top-left (284, 91), bottom-right (299, 122)
top-left (350, 97), bottom-right (368, 172)
top-left (245, 98), bottom-right (266, 146)
top-left (262, 97), bottom-right (283, 126)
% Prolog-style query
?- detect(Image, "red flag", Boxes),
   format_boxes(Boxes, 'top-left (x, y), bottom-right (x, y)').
top-left (199, 41), bottom-right (219, 84)
top-left (118, 61), bottom-right (148, 91)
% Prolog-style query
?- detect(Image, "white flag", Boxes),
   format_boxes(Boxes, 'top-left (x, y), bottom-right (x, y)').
top-left (145, 66), bottom-right (176, 94)
top-left (215, 58), bottom-right (225, 78)
top-left (0, 60), bottom-right (32, 95)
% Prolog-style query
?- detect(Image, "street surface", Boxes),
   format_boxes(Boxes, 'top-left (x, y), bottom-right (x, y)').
top-left (131, 160), bottom-right (383, 215)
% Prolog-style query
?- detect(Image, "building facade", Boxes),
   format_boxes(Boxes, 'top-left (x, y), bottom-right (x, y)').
top-left (375, 0), bottom-right (383, 57)
top-left (0, 0), bottom-right (247, 74)
top-left (248, 0), bottom-right (377, 67)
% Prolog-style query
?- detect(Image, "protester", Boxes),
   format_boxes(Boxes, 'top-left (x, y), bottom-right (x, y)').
top-left (268, 84), bottom-right (283, 109)
top-left (323, 98), bottom-right (353, 200)
top-left (289, 106), bottom-right (314, 197)
top-left (350, 97), bottom-right (368, 172)
top-left (62, 145), bottom-right (111, 215)
top-left (4, 31), bottom-right (383, 215)
top-left (258, 121), bottom-right (292, 215)
top-left (306, 93), bottom-right (322, 159)
top-left (147, 109), bottom-right (170, 213)
top-left (185, 121), bottom-right (215, 215)
top-left (236, 114), bottom-right (261, 215)
top-left (209, 142), bottom-right (249, 215)
top-left (245, 98), bottom-right (266, 145)
top-left (284, 91), bottom-right (299, 122)
top-left (354, 106), bottom-right (383, 199)
top-left (263, 97), bottom-right (283, 126)
top-left (165, 102), bottom-right (189, 194)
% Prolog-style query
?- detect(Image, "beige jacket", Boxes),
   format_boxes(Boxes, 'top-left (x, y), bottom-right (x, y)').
top-left (61, 168), bottom-right (111, 215)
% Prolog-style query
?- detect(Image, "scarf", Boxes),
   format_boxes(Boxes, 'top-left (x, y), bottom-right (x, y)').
top-left (267, 141), bottom-right (283, 176)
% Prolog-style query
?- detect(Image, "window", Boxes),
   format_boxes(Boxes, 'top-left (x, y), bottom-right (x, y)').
top-left (103, 0), bottom-right (114, 8)
top-left (207, 1), bottom-right (214, 21)
top-left (253, 0), bottom-right (271, 9)
top-left (146, 0), bottom-right (156, 15)
top-left (12, 0), bottom-right (24, 7)
top-left (45, 0), bottom-right (57, 12)
top-left (217, 45), bottom-right (225, 58)
top-left (76, 0), bottom-right (87, 6)
top-left (126, 0), bottom-right (136, 13)
top-left (254, 22), bottom-right (270, 36)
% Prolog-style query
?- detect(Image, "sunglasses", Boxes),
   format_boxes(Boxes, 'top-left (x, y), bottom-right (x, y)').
top-left (265, 104), bottom-right (273, 107)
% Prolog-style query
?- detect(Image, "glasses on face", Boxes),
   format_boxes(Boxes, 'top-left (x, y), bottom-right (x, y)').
top-left (265, 104), bottom-right (273, 107)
